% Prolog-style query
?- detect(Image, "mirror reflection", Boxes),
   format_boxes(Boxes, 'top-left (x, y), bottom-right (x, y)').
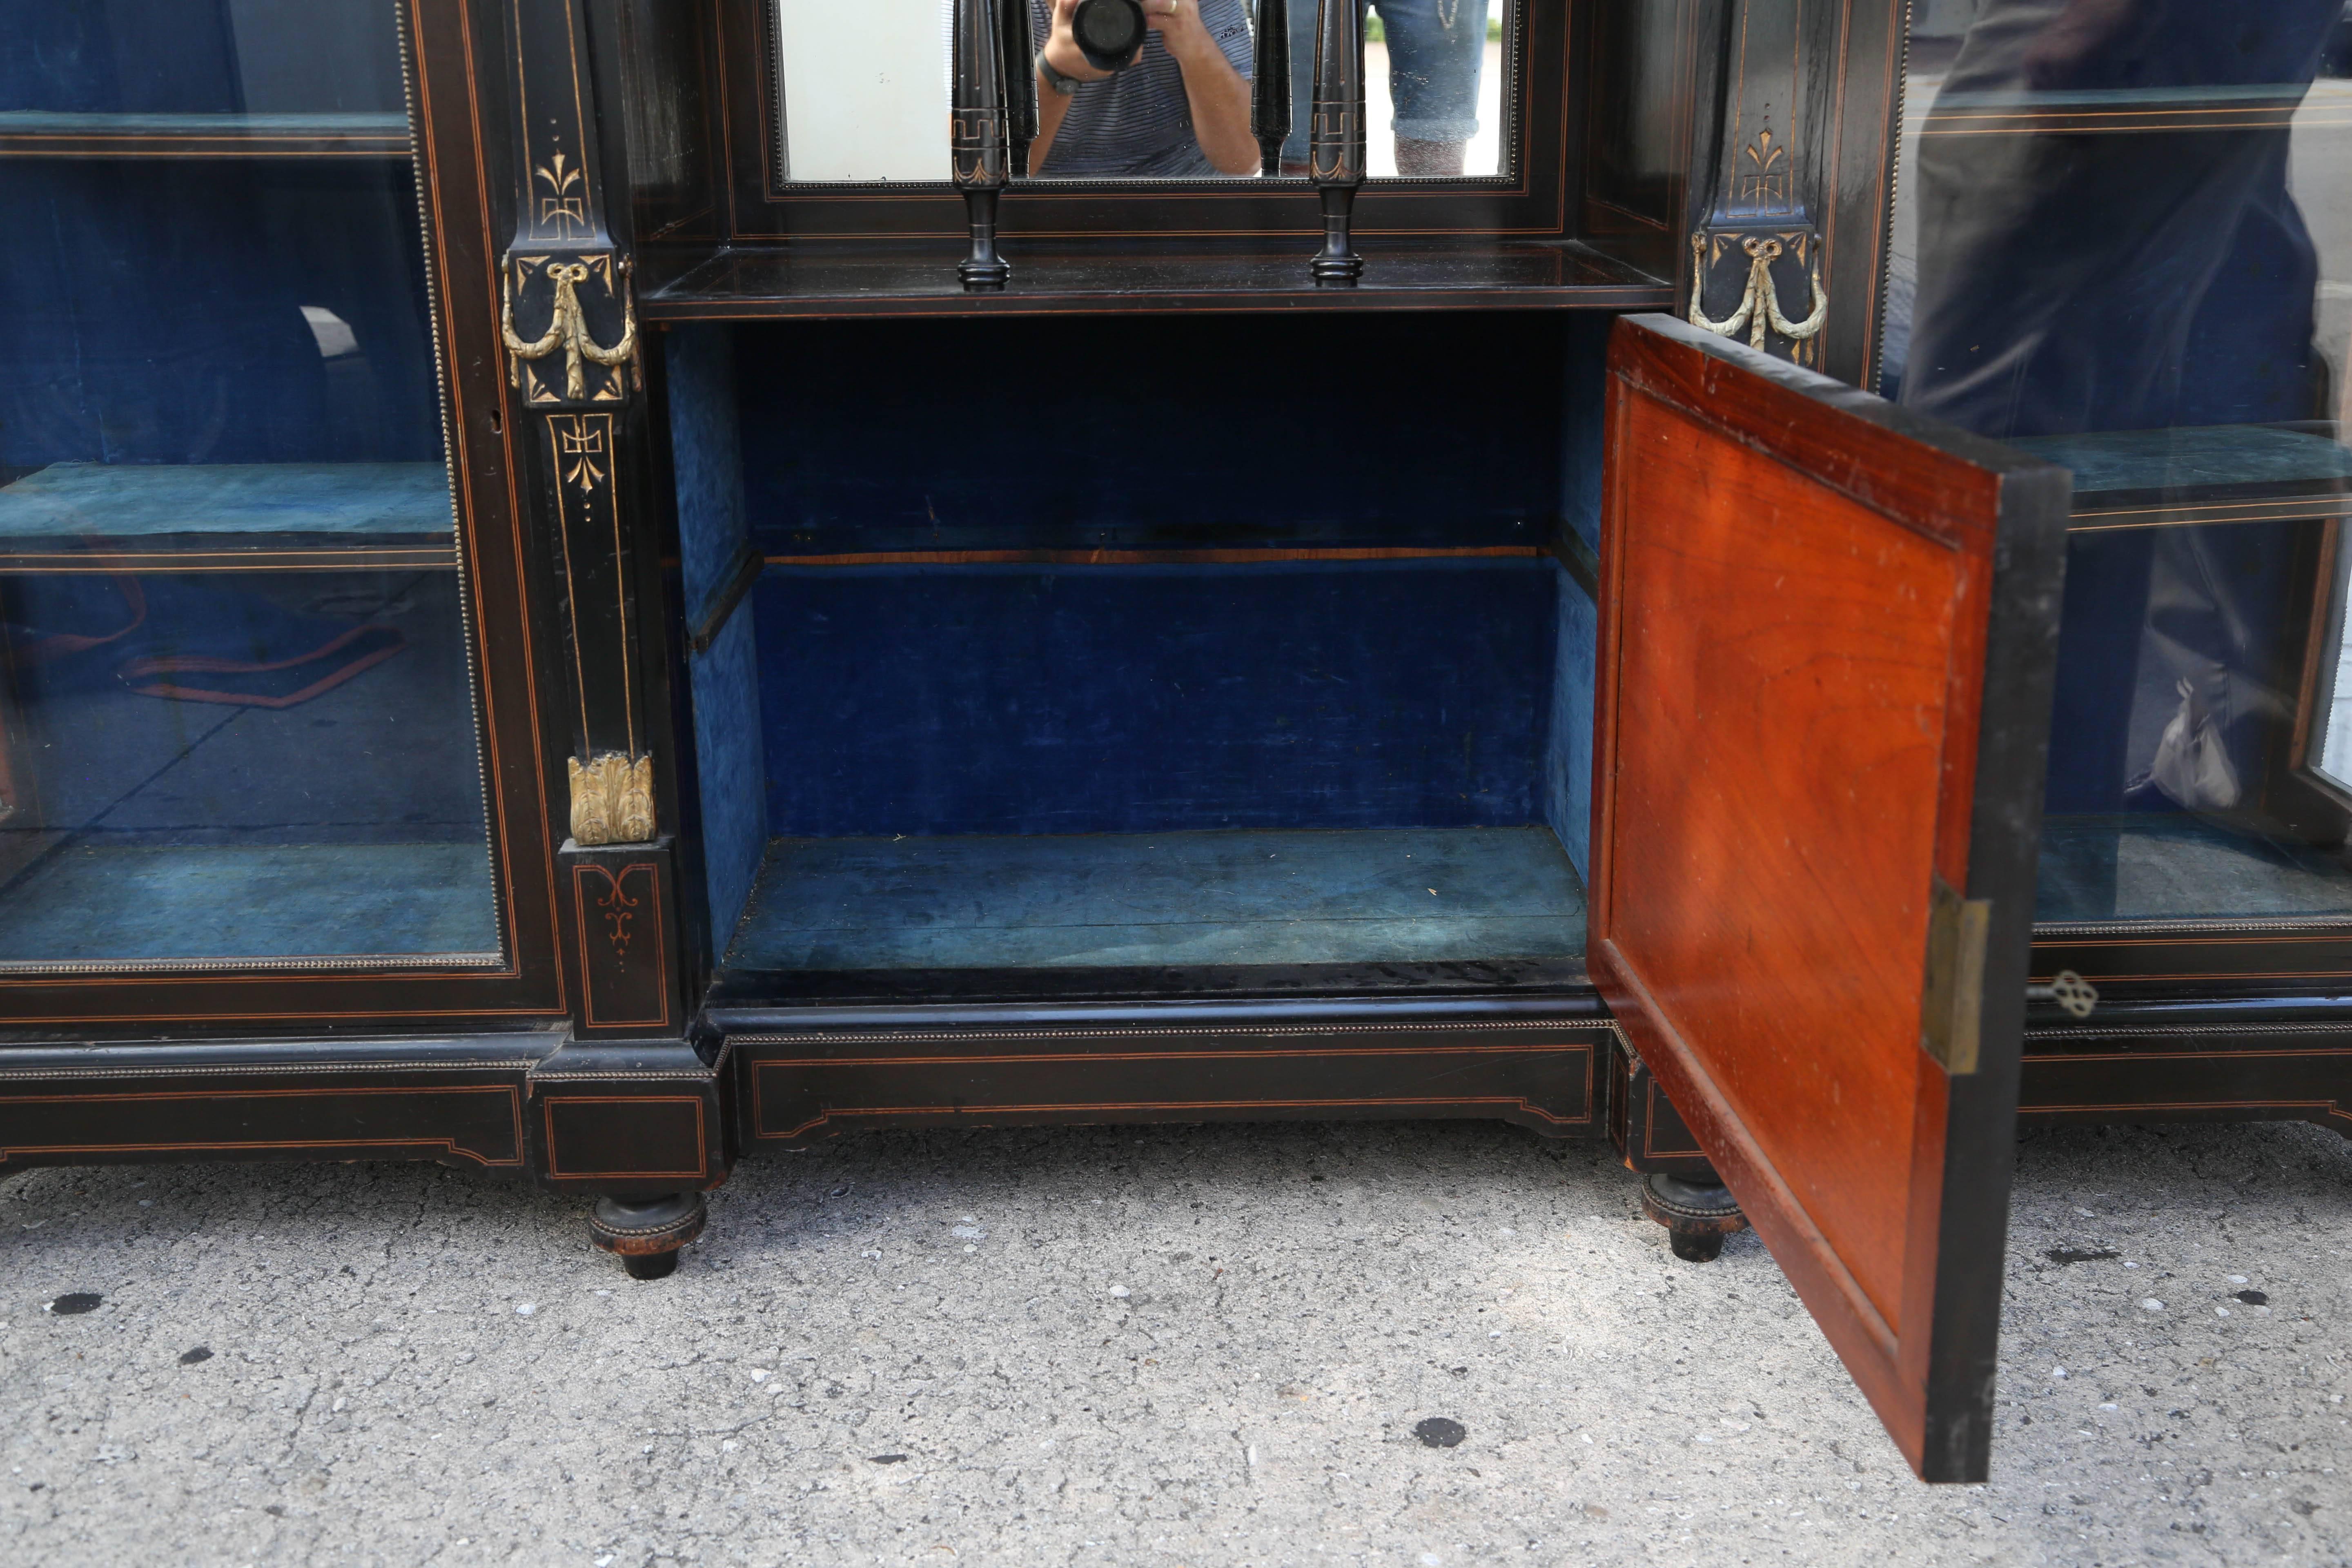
top-left (772, 0), bottom-right (1508, 183)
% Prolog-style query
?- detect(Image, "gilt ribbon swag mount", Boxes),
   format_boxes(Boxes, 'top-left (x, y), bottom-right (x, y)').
top-left (501, 253), bottom-right (641, 405)
top-left (1687, 232), bottom-right (1828, 353)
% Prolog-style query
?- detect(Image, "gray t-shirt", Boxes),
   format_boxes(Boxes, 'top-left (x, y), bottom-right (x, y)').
top-left (1033, 0), bottom-right (1254, 178)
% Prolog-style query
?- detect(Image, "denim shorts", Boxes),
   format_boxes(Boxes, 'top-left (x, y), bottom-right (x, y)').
top-left (1283, 0), bottom-right (1490, 157)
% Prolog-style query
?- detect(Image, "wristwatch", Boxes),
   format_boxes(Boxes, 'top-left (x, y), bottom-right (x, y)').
top-left (1036, 49), bottom-right (1081, 96)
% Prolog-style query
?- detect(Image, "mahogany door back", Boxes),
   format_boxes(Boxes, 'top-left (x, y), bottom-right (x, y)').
top-left (1590, 315), bottom-right (2070, 1481)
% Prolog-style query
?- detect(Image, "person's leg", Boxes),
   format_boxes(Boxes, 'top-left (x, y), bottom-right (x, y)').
top-left (1377, 0), bottom-right (1487, 176)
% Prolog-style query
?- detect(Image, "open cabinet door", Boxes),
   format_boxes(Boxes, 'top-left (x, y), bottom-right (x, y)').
top-left (1591, 316), bottom-right (2073, 1482)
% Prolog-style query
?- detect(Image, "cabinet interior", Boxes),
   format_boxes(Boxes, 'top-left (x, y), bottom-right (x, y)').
top-left (671, 311), bottom-right (1610, 995)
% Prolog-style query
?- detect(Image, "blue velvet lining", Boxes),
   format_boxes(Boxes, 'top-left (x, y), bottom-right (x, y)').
top-left (754, 558), bottom-right (1554, 838)
top-left (690, 607), bottom-right (767, 942)
top-left (1544, 562), bottom-right (1597, 881)
top-left (729, 826), bottom-right (1585, 969)
top-left (0, 537), bottom-right (497, 965)
top-left (1560, 313), bottom-right (1610, 553)
top-left (666, 325), bottom-right (750, 624)
top-left (4, 569), bottom-right (486, 833)
top-left (736, 314), bottom-right (1575, 556)
top-left (1546, 317), bottom-right (1606, 873)
top-left (0, 1), bottom-right (501, 969)
top-left (0, 461), bottom-right (448, 539)
top-left (2044, 521), bottom-right (2304, 814)
top-left (2038, 813), bottom-right (2352, 922)
top-left (2, 0), bottom-right (434, 474)
top-left (2012, 425), bottom-right (2352, 498)
top-left (715, 310), bottom-right (1610, 961)
top-left (0, 0), bottom-right (405, 116)
top-left (1, 161), bottom-right (441, 470)
top-left (0, 842), bottom-right (498, 962)
top-left (665, 323), bottom-right (767, 939)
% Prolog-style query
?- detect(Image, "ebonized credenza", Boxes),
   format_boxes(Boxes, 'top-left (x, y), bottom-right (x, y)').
top-left (5, 0), bottom-right (2349, 1483)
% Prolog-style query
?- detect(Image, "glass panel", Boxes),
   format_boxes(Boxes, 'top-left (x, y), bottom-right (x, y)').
top-left (1881, 0), bottom-right (2352, 927)
top-left (769, 0), bottom-right (1512, 183)
top-left (0, 0), bottom-right (498, 964)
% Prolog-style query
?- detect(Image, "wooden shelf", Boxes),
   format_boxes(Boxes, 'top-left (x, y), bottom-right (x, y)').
top-left (0, 462), bottom-right (456, 572)
top-left (0, 111), bottom-right (410, 160)
top-left (639, 239), bottom-right (1673, 322)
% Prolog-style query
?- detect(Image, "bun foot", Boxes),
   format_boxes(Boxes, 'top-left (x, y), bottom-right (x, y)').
top-left (1641, 1169), bottom-right (1748, 1263)
top-left (621, 1250), bottom-right (680, 1281)
top-left (589, 1191), bottom-right (706, 1281)
top-left (1670, 1227), bottom-right (1727, 1263)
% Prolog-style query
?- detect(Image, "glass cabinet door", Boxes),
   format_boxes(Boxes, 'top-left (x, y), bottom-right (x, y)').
top-left (0, 1), bottom-right (497, 964)
top-left (1882, 0), bottom-right (2352, 937)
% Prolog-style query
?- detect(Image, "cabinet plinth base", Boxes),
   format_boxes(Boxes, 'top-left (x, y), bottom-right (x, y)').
top-left (719, 996), bottom-right (1607, 1147)
top-left (1641, 1169), bottom-right (1748, 1263)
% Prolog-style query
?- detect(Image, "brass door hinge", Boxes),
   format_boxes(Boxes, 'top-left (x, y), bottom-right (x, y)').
top-left (1921, 875), bottom-right (1991, 1075)
top-left (1921, 877), bottom-right (2100, 1074)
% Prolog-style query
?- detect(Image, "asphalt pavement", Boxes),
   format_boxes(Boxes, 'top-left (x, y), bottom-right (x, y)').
top-left (3, 1115), bottom-right (2348, 1565)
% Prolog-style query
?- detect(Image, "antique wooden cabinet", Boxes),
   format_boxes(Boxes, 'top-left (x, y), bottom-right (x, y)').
top-left (4, 0), bottom-right (2348, 1484)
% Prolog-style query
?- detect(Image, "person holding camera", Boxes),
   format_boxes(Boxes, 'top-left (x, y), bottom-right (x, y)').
top-left (1029, 0), bottom-right (1258, 177)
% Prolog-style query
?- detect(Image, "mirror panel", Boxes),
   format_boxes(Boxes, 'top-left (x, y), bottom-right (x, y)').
top-left (773, 6), bottom-right (951, 182)
top-left (771, 0), bottom-right (1513, 184)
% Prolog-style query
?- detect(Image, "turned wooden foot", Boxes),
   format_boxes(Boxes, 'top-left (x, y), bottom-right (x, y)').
top-left (621, 1250), bottom-right (679, 1281)
top-left (1640, 1169), bottom-right (1748, 1262)
top-left (589, 1191), bottom-right (706, 1280)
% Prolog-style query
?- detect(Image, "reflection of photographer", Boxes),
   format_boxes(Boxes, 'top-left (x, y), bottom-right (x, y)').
top-left (1029, 0), bottom-right (1258, 177)
top-left (1285, 0), bottom-right (1489, 176)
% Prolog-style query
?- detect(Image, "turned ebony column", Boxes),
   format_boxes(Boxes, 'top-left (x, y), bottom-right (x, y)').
top-left (1307, 0), bottom-right (1366, 285)
top-left (953, 0), bottom-right (1014, 290)
top-left (501, 0), bottom-right (724, 1274)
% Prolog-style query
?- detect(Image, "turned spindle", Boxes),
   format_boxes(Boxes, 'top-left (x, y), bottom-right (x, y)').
top-left (1306, 0), bottom-right (1366, 285)
top-left (952, 0), bottom-right (1013, 290)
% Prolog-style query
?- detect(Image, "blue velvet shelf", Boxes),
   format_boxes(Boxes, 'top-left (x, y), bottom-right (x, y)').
top-left (0, 111), bottom-right (412, 158)
top-left (2036, 814), bottom-right (2352, 926)
top-left (0, 842), bottom-right (501, 965)
top-left (0, 462), bottom-right (457, 572)
top-left (724, 826), bottom-right (1587, 973)
top-left (2012, 425), bottom-right (2352, 530)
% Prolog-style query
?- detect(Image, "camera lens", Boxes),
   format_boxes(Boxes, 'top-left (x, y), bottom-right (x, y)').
top-left (1070, 0), bottom-right (1147, 71)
